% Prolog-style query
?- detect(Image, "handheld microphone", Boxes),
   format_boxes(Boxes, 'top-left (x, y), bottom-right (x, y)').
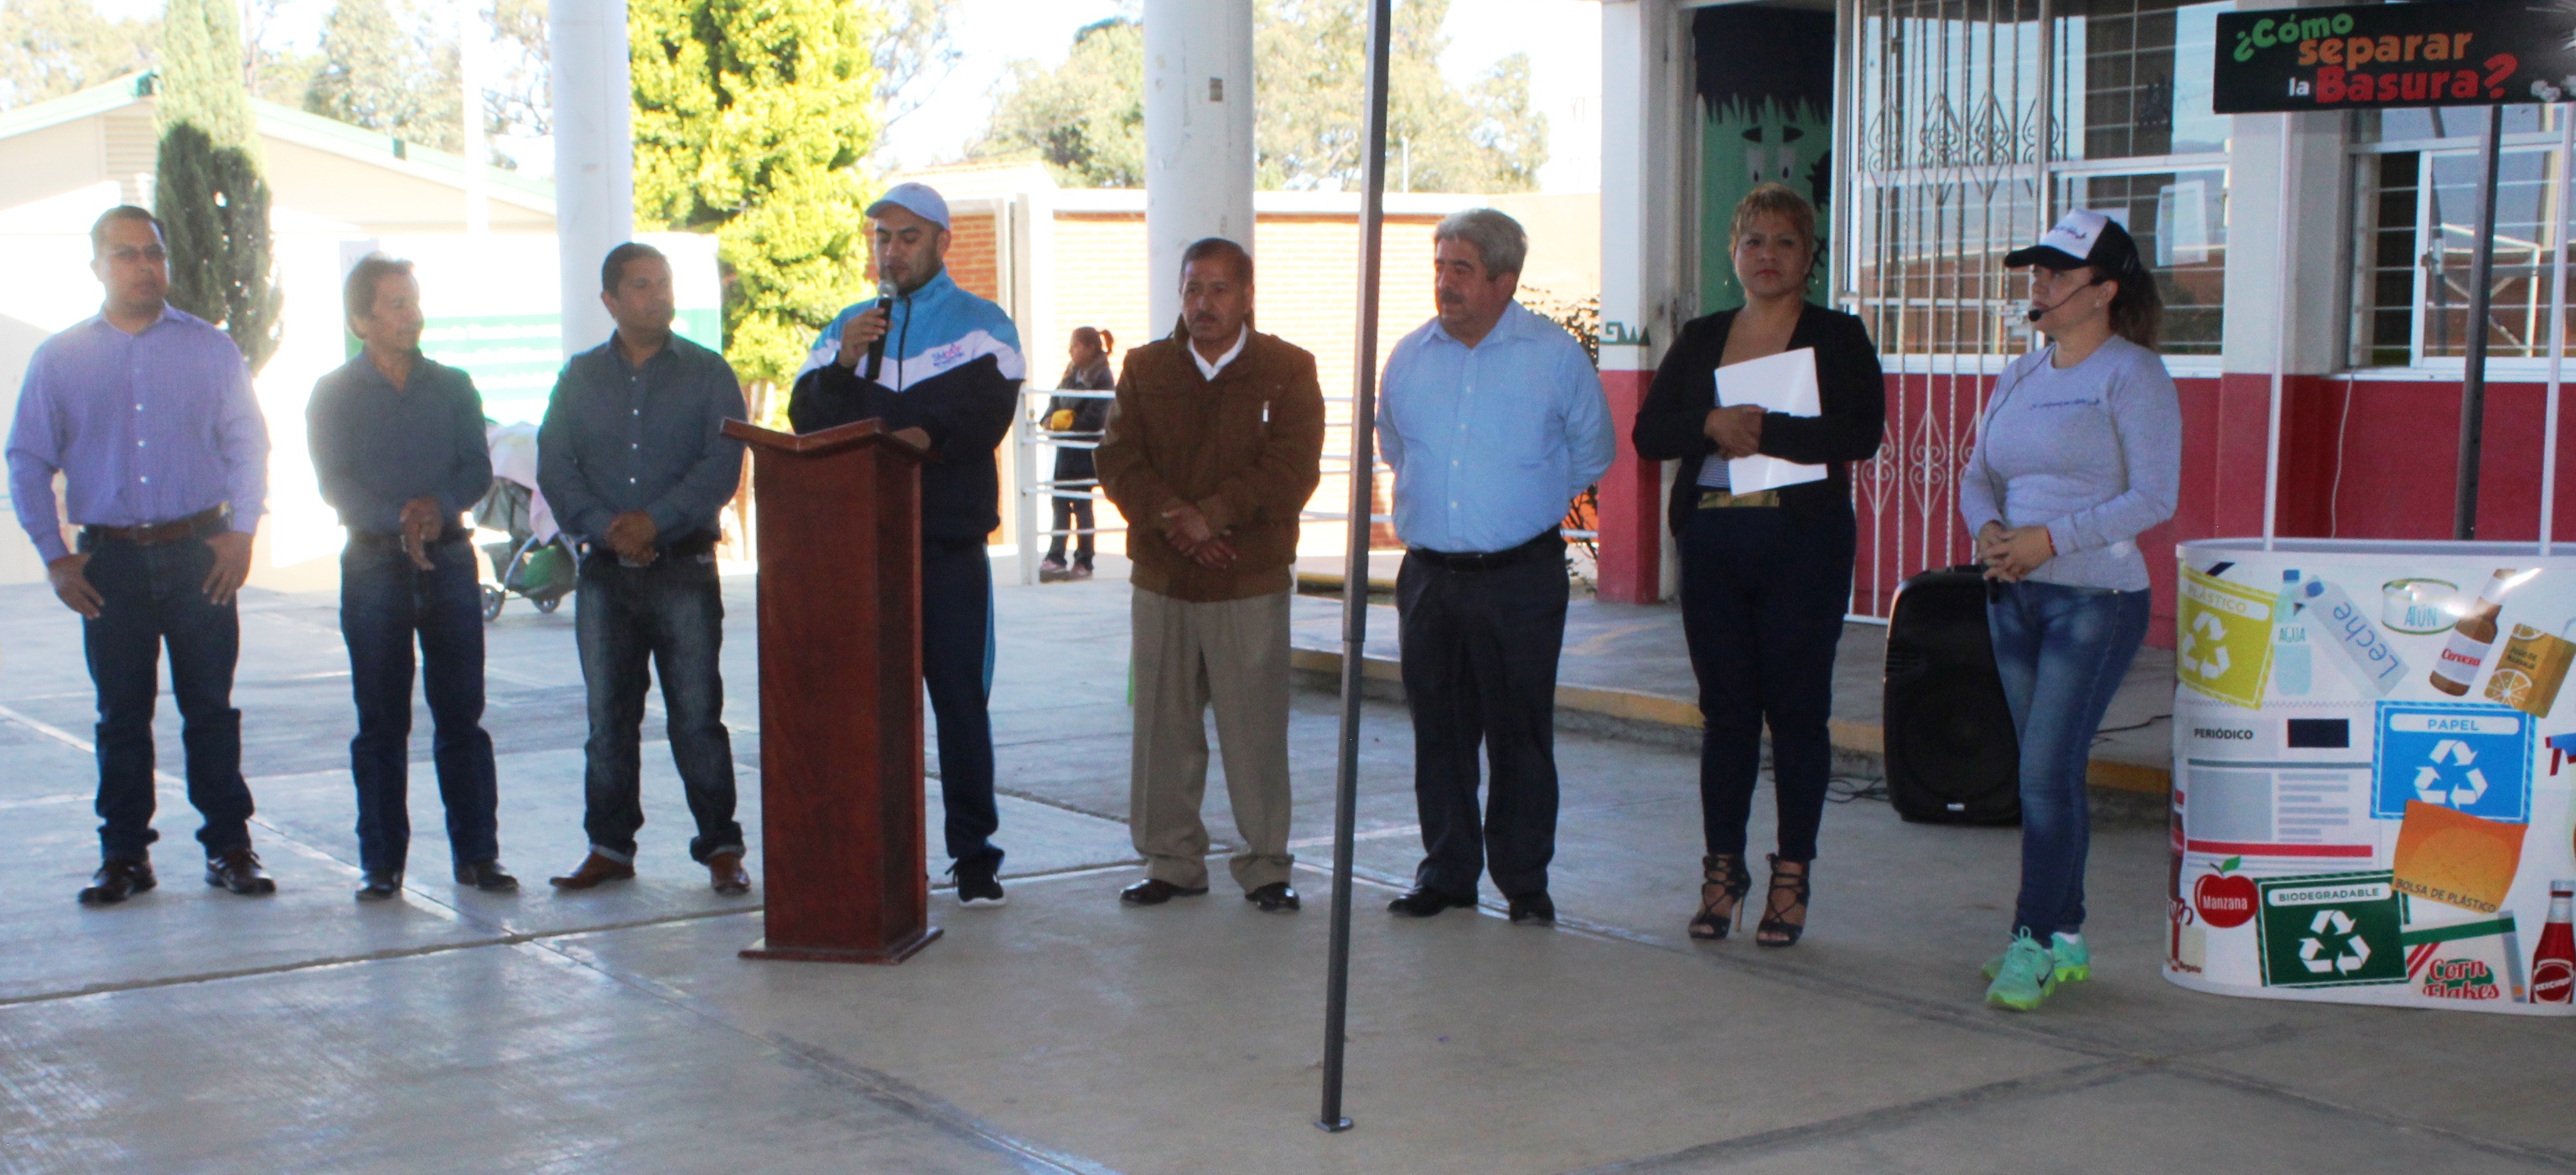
top-left (863, 280), bottom-right (894, 382)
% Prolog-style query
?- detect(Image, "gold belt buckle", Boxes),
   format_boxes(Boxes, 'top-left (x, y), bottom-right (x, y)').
top-left (1697, 489), bottom-right (1780, 509)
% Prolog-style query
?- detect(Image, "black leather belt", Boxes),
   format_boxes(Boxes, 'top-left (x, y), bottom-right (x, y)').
top-left (1407, 530), bottom-right (1563, 572)
top-left (350, 525), bottom-right (472, 548)
top-left (83, 505), bottom-right (229, 546)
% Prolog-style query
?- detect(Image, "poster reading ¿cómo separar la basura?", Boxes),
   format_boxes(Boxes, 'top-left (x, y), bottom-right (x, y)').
top-left (2170, 540), bottom-right (2576, 1015)
top-left (2213, 0), bottom-right (2576, 113)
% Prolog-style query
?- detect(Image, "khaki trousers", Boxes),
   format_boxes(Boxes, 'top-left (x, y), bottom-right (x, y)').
top-left (1130, 587), bottom-right (1294, 891)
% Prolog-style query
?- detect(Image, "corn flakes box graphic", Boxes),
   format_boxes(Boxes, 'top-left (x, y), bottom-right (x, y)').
top-left (2169, 540), bottom-right (2576, 1017)
top-left (2256, 871), bottom-right (2407, 989)
top-left (2402, 913), bottom-right (2529, 1003)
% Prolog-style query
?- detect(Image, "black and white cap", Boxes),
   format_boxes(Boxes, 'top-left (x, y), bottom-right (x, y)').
top-left (2004, 208), bottom-right (2145, 278)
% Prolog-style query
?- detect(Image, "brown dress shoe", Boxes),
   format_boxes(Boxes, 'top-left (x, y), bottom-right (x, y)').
top-left (79, 857), bottom-right (156, 905)
top-left (549, 851), bottom-right (636, 890)
top-left (707, 851), bottom-right (751, 895)
top-left (205, 847), bottom-right (276, 895)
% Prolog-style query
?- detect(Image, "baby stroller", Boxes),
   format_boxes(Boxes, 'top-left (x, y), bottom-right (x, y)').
top-left (473, 422), bottom-right (577, 621)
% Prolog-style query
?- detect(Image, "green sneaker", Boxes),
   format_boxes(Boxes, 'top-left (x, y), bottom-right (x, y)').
top-left (1983, 930), bottom-right (2056, 1012)
top-left (2049, 933), bottom-right (2090, 982)
top-left (1982, 931), bottom-right (2090, 983)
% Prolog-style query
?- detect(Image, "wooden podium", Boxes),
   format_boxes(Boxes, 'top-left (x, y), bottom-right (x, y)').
top-left (724, 417), bottom-right (940, 964)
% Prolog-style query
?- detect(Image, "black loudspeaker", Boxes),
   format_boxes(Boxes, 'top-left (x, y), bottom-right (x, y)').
top-left (1883, 566), bottom-right (2021, 824)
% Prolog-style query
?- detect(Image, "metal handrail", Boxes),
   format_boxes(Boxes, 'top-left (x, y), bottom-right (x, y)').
top-left (1012, 386), bottom-right (1127, 585)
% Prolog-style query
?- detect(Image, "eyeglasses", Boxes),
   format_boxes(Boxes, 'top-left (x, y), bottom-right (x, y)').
top-left (104, 246), bottom-right (168, 265)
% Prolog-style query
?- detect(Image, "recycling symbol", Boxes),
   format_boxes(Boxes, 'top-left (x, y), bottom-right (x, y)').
top-left (2413, 738), bottom-right (2490, 808)
top-left (2298, 908), bottom-right (2372, 975)
top-left (2178, 610), bottom-right (2232, 681)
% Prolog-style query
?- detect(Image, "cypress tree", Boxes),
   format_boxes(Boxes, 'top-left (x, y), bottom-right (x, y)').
top-left (154, 0), bottom-right (282, 372)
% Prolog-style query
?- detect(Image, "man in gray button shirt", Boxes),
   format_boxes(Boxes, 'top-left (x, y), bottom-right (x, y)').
top-left (536, 242), bottom-right (752, 895)
top-left (308, 253), bottom-right (512, 900)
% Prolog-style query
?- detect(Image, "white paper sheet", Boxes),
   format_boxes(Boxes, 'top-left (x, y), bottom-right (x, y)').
top-left (1713, 347), bottom-right (1827, 493)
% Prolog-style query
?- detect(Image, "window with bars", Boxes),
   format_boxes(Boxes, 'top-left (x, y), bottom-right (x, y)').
top-left (1849, 0), bottom-right (2228, 360)
top-left (2348, 106), bottom-right (2573, 370)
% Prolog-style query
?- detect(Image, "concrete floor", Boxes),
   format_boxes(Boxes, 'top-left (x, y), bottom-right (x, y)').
top-left (1, 568), bottom-right (2569, 1173)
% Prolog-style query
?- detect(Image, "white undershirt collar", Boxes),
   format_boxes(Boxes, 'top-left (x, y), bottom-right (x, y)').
top-left (1191, 326), bottom-right (1249, 380)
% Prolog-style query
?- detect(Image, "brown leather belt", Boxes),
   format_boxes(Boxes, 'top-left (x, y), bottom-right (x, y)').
top-left (83, 505), bottom-right (229, 546)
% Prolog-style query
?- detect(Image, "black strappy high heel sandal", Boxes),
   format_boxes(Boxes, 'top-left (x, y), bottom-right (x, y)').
top-left (1756, 855), bottom-right (1809, 949)
top-left (1689, 853), bottom-right (1750, 940)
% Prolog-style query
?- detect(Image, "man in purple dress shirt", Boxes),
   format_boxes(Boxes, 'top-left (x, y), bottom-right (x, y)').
top-left (4, 205), bottom-right (277, 904)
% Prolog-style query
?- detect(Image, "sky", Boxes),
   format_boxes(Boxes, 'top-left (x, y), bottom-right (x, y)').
top-left (879, 0), bottom-right (1603, 191)
top-left (98, 0), bottom-right (1604, 192)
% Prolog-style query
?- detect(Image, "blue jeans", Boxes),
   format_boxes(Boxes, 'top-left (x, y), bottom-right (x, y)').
top-left (923, 540), bottom-right (1002, 873)
top-left (1987, 579), bottom-right (2152, 941)
top-left (78, 532), bottom-right (256, 860)
top-left (573, 551), bottom-right (743, 864)
top-left (339, 534), bottom-right (500, 872)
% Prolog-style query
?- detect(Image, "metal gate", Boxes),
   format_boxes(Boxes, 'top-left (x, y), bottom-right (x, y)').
top-left (1841, 0), bottom-right (2055, 615)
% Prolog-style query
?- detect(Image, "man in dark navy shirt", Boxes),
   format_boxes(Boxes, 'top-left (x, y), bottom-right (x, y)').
top-left (308, 255), bottom-right (513, 900)
top-left (538, 242), bottom-right (751, 896)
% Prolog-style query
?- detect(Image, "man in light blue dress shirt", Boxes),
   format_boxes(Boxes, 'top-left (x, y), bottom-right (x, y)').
top-left (6, 205), bottom-right (276, 904)
top-left (1375, 208), bottom-right (1613, 926)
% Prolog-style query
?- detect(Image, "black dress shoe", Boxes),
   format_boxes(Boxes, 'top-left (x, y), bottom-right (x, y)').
top-left (454, 860), bottom-right (519, 892)
top-left (1246, 882), bottom-right (1301, 912)
top-left (78, 857), bottom-right (155, 906)
top-left (1120, 877), bottom-right (1208, 905)
top-left (205, 847), bottom-right (277, 895)
top-left (1507, 892), bottom-right (1556, 926)
top-left (355, 870), bottom-right (402, 900)
top-left (1386, 887), bottom-right (1476, 918)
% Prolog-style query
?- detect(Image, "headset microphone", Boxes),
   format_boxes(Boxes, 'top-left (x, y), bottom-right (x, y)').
top-left (2024, 277), bottom-right (2098, 324)
top-left (863, 280), bottom-right (895, 381)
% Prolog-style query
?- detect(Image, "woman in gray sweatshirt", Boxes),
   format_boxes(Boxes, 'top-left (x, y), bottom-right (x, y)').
top-left (1958, 210), bottom-right (2179, 1012)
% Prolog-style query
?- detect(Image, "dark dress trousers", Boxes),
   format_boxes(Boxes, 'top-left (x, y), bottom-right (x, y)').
top-left (1631, 303), bottom-right (1884, 863)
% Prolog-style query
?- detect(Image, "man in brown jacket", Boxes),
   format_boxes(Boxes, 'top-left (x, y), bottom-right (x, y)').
top-left (1095, 237), bottom-right (1324, 912)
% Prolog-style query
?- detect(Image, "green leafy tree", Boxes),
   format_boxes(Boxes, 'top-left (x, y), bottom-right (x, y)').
top-left (972, 17), bottom-right (1141, 186)
top-left (630, 0), bottom-right (881, 393)
top-left (155, 0), bottom-right (282, 371)
top-left (304, 0), bottom-right (463, 153)
top-left (0, 0), bottom-right (158, 110)
top-left (973, 0), bottom-right (1545, 193)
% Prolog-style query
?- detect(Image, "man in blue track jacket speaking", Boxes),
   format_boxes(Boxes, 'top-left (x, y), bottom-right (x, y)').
top-left (788, 182), bottom-right (1024, 906)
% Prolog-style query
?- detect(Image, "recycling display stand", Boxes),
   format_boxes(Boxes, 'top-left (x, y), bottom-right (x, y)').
top-left (2168, 539), bottom-right (2576, 1014)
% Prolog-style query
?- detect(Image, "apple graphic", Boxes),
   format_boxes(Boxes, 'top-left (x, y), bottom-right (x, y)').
top-left (2193, 857), bottom-right (2257, 929)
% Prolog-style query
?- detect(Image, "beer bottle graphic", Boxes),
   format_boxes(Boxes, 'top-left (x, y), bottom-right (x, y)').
top-left (2535, 881), bottom-right (2574, 1005)
top-left (2433, 570), bottom-right (2537, 696)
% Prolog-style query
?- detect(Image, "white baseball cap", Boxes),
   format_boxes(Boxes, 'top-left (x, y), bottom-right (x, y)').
top-left (2005, 207), bottom-right (2143, 277)
top-left (867, 181), bottom-right (951, 230)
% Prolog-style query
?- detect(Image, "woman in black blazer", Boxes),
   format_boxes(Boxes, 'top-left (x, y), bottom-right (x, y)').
top-left (1630, 183), bottom-right (1884, 947)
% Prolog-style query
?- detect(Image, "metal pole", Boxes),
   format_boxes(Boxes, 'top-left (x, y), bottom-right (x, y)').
top-left (1318, 0), bottom-right (1392, 1136)
top-left (2263, 113), bottom-right (2295, 551)
top-left (2458, 103), bottom-right (2505, 540)
top-left (2544, 106), bottom-right (2572, 556)
top-left (459, 0), bottom-right (488, 236)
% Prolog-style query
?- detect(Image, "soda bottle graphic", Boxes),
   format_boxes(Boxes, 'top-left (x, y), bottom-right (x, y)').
top-left (2273, 570), bottom-right (2311, 697)
top-left (2432, 569), bottom-right (2537, 696)
top-left (2534, 880), bottom-right (2574, 1005)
